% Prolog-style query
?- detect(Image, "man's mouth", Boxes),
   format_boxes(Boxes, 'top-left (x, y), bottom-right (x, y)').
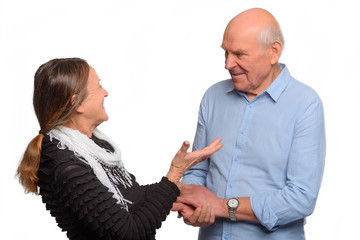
top-left (230, 72), bottom-right (245, 77)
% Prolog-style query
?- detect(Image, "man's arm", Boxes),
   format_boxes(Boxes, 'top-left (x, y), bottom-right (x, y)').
top-left (182, 99), bottom-right (209, 186)
top-left (250, 98), bottom-right (326, 230)
top-left (177, 183), bottom-right (258, 223)
top-left (178, 97), bottom-right (325, 230)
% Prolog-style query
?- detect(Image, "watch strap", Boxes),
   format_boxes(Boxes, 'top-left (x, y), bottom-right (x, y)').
top-left (229, 208), bottom-right (237, 221)
top-left (227, 198), bottom-right (239, 221)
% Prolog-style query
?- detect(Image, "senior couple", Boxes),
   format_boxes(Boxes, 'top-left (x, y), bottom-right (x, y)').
top-left (18, 8), bottom-right (325, 240)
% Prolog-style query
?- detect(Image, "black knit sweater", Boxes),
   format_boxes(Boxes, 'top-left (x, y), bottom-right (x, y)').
top-left (38, 134), bottom-right (180, 240)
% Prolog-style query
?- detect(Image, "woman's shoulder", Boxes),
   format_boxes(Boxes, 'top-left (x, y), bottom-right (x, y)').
top-left (40, 134), bottom-right (89, 177)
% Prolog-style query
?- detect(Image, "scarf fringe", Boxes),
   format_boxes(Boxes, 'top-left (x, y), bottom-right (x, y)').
top-left (48, 126), bottom-right (133, 211)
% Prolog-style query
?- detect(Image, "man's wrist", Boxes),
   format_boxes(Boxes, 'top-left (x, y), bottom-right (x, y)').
top-left (214, 198), bottom-right (230, 218)
top-left (227, 198), bottom-right (240, 221)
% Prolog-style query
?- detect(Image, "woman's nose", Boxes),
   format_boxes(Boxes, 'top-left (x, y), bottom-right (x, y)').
top-left (103, 88), bottom-right (109, 97)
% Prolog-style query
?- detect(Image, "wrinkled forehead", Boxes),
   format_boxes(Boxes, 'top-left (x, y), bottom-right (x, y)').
top-left (222, 24), bottom-right (260, 51)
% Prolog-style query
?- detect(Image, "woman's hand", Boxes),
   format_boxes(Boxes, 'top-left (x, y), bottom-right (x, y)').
top-left (172, 202), bottom-right (215, 227)
top-left (166, 138), bottom-right (223, 183)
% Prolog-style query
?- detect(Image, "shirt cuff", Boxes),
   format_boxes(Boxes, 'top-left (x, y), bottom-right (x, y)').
top-left (250, 194), bottom-right (279, 231)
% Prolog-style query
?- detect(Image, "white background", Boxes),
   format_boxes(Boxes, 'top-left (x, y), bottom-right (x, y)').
top-left (1, 0), bottom-right (359, 239)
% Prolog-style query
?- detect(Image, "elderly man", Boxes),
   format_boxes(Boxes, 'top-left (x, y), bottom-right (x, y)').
top-left (177, 8), bottom-right (326, 240)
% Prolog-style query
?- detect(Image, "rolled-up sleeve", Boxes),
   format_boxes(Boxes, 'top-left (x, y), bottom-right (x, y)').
top-left (251, 98), bottom-right (326, 230)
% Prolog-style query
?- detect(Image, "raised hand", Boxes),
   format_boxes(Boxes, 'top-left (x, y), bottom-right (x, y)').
top-left (166, 138), bottom-right (223, 183)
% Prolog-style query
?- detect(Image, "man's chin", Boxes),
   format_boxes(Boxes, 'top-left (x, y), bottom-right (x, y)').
top-left (231, 80), bottom-right (247, 91)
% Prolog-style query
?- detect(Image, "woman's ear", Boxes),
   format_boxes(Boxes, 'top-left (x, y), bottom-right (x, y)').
top-left (72, 94), bottom-right (85, 113)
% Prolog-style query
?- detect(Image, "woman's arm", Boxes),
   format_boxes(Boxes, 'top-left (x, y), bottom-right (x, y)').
top-left (54, 163), bottom-right (179, 239)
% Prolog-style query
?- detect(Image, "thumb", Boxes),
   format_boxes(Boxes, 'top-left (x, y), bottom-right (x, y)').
top-left (171, 202), bottom-right (184, 212)
top-left (180, 141), bottom-right (190, 153)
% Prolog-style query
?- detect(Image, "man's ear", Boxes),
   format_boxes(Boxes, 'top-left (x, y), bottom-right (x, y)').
top-left (72, 94), bottom-right (85, 113)
top-left (270, 40), bottom-right (282, 64)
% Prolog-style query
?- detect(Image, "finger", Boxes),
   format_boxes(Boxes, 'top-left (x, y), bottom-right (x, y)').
top-left (194, 138), bottom-right (223, 159)
top-left (205, 138), bottom-right (223, 152)
top-left (196, 204), bottom-right (208, 224)
top-left (176, 196), bottom-right (201, 208)
top-left (180, 141), bottom-right (190, 153)
top-left (209, 208), bottom-right (215, 226)
top-left (188, 207), bottom-right (201, 224)
top-left (171, 202), bottom-right (184, 211)
top-left (203, 204), bottom-right (212, 225)
top-left (205, 137), bottom-right (222, 149)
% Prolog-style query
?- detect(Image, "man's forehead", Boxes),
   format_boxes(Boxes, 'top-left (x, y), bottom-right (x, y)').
top-left (221, 35), bottom-right (253, 52)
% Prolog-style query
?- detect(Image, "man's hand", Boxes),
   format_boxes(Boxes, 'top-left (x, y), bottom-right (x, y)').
top-left (174, 183), bottom-right (228, 226)
top-left (172, 202), bottom-right (215, 227)
top-left (177, 183), bottom-right (226, 213)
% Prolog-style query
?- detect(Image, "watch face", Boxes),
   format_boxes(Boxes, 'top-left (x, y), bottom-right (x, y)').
top-left (228, 199), bottom-right (238, 208)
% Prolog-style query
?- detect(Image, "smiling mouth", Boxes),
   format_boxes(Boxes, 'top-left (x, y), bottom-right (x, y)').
top-left (230, 72), bottom-right (246, 78)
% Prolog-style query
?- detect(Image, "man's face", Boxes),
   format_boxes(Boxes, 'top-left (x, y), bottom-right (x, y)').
top-left (222, 27), bottom-right (273, 97)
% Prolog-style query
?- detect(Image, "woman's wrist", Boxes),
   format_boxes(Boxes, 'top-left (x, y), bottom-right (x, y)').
top-left (166, 165), bottom-right (184, 184)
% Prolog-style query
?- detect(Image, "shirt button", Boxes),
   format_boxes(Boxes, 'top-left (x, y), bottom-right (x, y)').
top-left (224, 236), bottom-right (229, 240)
top-left (229, 183), bottom-right (233, 188)
top-left (240, 130), bottom-right (245, 134)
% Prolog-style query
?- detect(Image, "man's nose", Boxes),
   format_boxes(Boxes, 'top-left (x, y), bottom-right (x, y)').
top-left (225, 54), bottom-right (237, 70)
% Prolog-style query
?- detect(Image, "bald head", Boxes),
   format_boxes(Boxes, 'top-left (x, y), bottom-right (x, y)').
top-left (221, 8), bottom-right (283, 99)
top-left (224, 8), bottom-right (284, 49)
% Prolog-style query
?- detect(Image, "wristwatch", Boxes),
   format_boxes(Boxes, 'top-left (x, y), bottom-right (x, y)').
top-left (227, 198), bottom-right (239, 221)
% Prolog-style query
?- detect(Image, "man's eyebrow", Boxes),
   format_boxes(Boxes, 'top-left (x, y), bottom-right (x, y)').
top-left (220, 45), bottom-right (248, 55)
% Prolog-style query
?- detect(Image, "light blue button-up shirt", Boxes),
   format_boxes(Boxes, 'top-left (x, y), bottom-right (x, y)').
top-left (182, 64), bottom-right (326, 240)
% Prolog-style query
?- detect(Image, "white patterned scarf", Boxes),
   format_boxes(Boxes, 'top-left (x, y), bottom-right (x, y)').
top-left (48, 125), bottom-right (133, 211)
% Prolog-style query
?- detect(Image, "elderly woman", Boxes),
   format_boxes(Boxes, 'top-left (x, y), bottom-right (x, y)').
top-left (17, 58), bottom-right (222, 240)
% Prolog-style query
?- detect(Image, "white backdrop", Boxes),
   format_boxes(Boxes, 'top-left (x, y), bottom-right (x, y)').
top-left (1, 0), bottom-right (359, 239)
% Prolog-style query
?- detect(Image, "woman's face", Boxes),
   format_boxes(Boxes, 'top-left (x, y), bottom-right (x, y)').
top-left (78, 66), bottom-right (109, 127)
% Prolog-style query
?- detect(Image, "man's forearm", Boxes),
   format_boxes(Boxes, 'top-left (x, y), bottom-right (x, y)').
top-left (177, 184), bottom-right (258, 223)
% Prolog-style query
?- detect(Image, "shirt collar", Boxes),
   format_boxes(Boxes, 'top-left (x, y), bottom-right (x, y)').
top-left (265, 63), bottom-right (291, 102)
top-left (226, 63), bottom-right (291, 102)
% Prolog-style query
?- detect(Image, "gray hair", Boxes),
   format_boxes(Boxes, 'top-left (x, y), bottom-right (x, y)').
top-left (258, 22), bottom-right (284, 48)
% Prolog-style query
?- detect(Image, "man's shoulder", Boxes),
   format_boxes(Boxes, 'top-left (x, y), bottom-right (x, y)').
top-left (205, 79), bottom-right (233, 94)
top-left (287, 78), bottom-right (321, 101)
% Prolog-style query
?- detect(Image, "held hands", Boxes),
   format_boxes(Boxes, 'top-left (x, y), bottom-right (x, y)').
top-left (171, 183), bottom-right (226, 227)
top-left (174, 183), bottom-right (259, 225)
top-left (166, 138), bottom-right (223, 226)
top-left (172, 201), bottom-right (215, 227)
top-left (166, 138), bottom-right (223, 183)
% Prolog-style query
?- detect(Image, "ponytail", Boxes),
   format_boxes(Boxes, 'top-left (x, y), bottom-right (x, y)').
top-left (17, 58), bottom-right (89, 194)
top-left (17, 134), bottom-right (44, 194)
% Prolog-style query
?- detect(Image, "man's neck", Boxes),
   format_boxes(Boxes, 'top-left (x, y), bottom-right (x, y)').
top-left (247, 63), bottom-right (281, 101)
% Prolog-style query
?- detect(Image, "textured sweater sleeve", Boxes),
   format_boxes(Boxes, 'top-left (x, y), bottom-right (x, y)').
top-left (53, 161), bottom-right (179, 240)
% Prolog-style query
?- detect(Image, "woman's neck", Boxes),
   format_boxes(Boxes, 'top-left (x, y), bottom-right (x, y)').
top-left (63, 118), bottom-right (96, 138)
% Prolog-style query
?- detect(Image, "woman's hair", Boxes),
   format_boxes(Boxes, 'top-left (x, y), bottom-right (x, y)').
top-left (17, 58), bottom-right (90, 194)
